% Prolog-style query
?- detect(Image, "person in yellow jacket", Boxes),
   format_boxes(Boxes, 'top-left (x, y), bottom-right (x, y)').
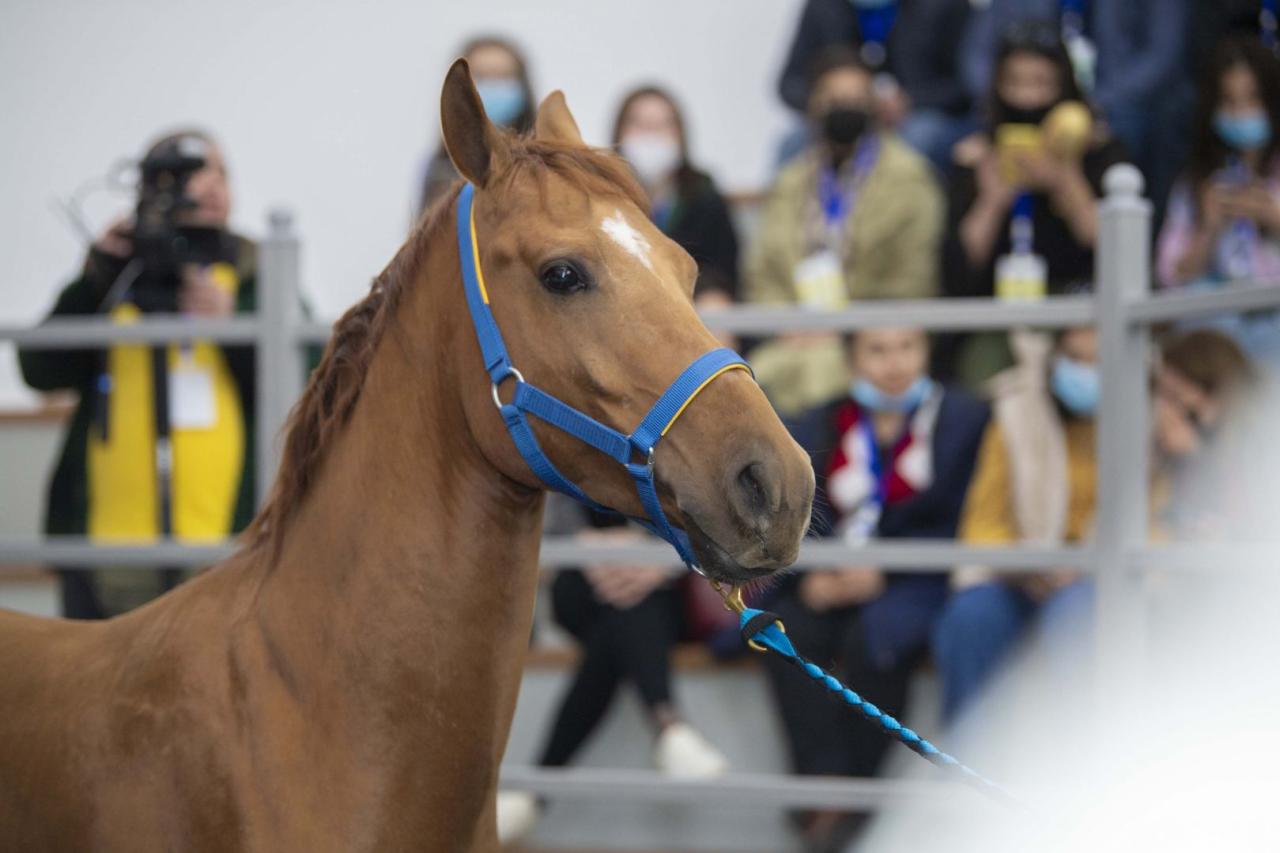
top-left (745, 45), bottom-right (943, 415)
top-left (19, 129), bottom-right (258, 619)
top-left (931, 325), bottom-right (1253, 724)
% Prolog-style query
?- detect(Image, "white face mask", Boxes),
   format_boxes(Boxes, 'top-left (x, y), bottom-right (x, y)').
top-left (620, 133), bottom-right (681, 187)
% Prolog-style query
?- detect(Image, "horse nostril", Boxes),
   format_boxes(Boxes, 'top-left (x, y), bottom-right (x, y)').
top-left (736, 462), bottom-right (768, 516)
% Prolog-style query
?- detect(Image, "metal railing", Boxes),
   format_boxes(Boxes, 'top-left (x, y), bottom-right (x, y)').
top-left (2, 164), bottom-right (1279, 811)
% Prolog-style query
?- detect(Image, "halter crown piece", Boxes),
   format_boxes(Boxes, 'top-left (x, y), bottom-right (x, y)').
top-left (455, 182), bottom-right (752, 571)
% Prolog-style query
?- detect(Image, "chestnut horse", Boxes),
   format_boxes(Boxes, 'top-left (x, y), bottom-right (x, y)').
top-left (0, 61), bottom-right (813, 851)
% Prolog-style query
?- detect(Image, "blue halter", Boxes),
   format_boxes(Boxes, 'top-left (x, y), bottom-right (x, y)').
top-left (455, 182), bottom-right (752, 571)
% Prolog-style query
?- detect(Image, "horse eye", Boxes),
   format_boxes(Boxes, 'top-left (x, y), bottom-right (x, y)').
top-left (539, 261), bottom-right (589, 295)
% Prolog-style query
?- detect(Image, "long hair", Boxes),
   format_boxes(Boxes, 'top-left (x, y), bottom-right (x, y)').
top-left (609, 85), bottom-right (707, 201)
top-left (986, 19), bottom-right (1085, 126)
top-left (1185, 36), bottom-right (1280, 195)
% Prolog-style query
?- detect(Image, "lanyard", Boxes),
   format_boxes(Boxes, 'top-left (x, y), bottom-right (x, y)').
top-left (854, 1), bottom-right (898, 67)
top-left (818, 136), bottom-right (881, 229)
top-left (1010, 191), bottom-right (1035, 254)
top-left (1264, 0), bottom-right (1278, 51)
top-left (858, 415), bottom-right (888, 512)
top-left (1060, 0), bottom-right (1088, 39)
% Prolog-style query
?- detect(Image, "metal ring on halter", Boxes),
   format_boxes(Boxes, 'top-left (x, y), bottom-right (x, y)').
top-left (491, 367), bottom-right (526, 410)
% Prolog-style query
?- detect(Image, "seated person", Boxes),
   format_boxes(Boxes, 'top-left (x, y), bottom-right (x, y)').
top-left (612, 85), bottom-right (740, 298)
top-left (931, 326), bottom-right (1100, 724)
top-left (747, 46), bottom-right (943, 416)
top-left (934, 325), bottom-right (1257, 724)
top-left (939, 22), bottom-right (1125, 387)
top-left (418, 36), bottom-right (536, 215)
top-left (763, 327), bottom-right (988, 850)
top-left (1156, 36), bottom-right (1280, 367)
top-left (496, 502), bottom-right (728, 844)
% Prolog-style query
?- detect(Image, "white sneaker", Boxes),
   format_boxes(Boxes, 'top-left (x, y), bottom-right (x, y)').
top-left (653, 722), bottom-right (729, 778)
top-left (495, 790), bottom-right (540, 846)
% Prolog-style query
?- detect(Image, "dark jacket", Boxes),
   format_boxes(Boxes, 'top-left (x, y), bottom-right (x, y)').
top-left (776, 386), bottom-right (989, 665)
top-left (962, 0), bottom-right (1188, 117)
top-left (941, 137), bottom-right (1128, 298)
top-left (778, 0), bottom-right (975, 116)
top-left (662, 169), bottom-right (741, 299)
top-left (18, 240), bottom-right (260, 538)
top-left (789, 385), bottom-right (991, 547)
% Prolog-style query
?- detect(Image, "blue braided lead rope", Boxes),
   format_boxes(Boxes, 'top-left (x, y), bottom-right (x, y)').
top-left (739, 607), bottom-right (1017, 805)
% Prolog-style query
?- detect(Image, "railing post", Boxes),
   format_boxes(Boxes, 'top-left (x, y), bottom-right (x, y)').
top-left (256, 209), bottom-right (304, 506)
top-left (1095, 164), bottom-right (1151, 697)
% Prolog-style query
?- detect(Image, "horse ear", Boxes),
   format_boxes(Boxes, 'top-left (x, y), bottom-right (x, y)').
top-left (440, 58), bottom-right (510, 187)
top-left (535, 90), bottom-right (583, 146)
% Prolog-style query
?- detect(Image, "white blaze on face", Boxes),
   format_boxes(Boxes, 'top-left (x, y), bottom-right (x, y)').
top-left (600, 208), bottom-right (655, 273)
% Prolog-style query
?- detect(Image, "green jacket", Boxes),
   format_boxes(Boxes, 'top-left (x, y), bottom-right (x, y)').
top-left (745, 134), bottom-right (943, 414)
top-left (18, 239), bottom-right (260, 542)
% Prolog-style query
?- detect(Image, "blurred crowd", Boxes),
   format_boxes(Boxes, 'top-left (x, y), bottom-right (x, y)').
top-left (17, 2), bottom-right (1280, 851)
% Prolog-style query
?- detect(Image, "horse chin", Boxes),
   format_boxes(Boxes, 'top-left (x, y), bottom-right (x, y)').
top-left (683, 515), bottom-right (779, 585)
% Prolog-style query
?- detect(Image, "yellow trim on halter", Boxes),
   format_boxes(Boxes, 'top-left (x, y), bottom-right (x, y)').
top-left (468, 199), bottom-right (490, 305)
top-left (658, 363), bottom-right (752, 437)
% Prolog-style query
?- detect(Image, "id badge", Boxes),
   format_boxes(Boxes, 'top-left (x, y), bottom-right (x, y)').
top-left (995, 252), bottom-right (1048, 301)
top-left (169, 357), bottom-right (216, 430)
top-left (794, 250), bottom-right (848, 310)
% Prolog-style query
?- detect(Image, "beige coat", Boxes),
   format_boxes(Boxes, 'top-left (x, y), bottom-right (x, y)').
top-left (745, 134), bottom-right (943, 414)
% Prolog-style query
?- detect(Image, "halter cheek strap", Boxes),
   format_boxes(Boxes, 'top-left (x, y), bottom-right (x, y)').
top-left (455, 182), bottom-right (752, 570)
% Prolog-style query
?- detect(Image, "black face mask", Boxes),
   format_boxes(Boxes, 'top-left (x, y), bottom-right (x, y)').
top-left (993, 98), bottom-right (1054, 127)
top-left (821, 106), bottom-right (871, 147)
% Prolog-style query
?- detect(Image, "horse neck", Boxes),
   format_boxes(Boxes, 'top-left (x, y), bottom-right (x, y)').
top-left (250, 209), bottom-right (545, 754)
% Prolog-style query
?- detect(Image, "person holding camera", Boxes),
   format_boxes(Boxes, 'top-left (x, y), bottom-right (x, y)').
top-left (19, 129), bottom-right (259, 619)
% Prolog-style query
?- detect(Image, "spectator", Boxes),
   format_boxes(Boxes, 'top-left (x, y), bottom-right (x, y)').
top-left (1156, 37), bottom-right (1280, 366)
top-left (496, 504), bottom-right (728, 844)
top-left (417, 36), bottom-right (535, 215)
top-left (776, 0), bottom-right (977, 170)
top-left (939, 23), bottom-right (1125, 387)
top-left (747, 47), bottom-right (943, 416)
top-left (962, 2), bottom-right (1188, 214)
top-left (1152, 329), bottom-right (1255, 536)
top-left (763, 327), bottom-right (988, 850)
top-left (612, 85), bottom-right (740, 298)
top-left (931, 327), bottom-right (1097, 723)
top-left (18, 129), bottom-right (257, 619)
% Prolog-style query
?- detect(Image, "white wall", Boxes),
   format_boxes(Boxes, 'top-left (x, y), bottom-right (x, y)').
top-left (0, 0), bottom-right (802, 407)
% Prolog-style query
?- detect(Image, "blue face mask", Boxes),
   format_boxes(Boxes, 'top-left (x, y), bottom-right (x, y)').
top-left (1213, 111), bottom-right (1272, 151)
top-left (475, 79), bottom-right (526, 127)
top-left (850, 376), bottom-right (933, 413)
top-left (1051, 355), bottom-right (1099, 416)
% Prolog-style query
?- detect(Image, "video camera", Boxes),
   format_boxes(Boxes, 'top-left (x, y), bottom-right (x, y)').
top-left (127, 134), bottom-right (235, 312)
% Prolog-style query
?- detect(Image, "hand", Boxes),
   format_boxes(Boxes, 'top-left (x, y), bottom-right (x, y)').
top-left (178, 266), bottom-right (234, 317)
top-left (1013, 149), bottom-right (1073, 194)
top-left (584, 564), bottom-right (670, 609)
top-left (93, 217), bottom-right (134, 258)
top-left (1215, 183), bottom-right (1280, 233)
top-left (580, 528), bottom-right (672, 609)
top-left (1015, 569), bottom-right (1080, 603)
top-left (875, 85), bottom-right (911, 129)
top-left (799, 568), bottom-right (884, 612)
top-left (973, 146), bottom-right (1015, 209)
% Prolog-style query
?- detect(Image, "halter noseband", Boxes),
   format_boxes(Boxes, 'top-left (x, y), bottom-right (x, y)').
top-left (455, 182), bottom-right (752, 571)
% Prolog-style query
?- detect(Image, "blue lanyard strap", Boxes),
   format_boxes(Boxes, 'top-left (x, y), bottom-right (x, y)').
top-left (854, 2), bottom-right (898, 50)
top-left (1060, 0), bottom-right (1088, 37)
top-left (455, 182), bottom-right (753, 569)
top-left (818, 136), bottom-right (881, 228)
top-left (1264, 0), bottom-right (1279, 50)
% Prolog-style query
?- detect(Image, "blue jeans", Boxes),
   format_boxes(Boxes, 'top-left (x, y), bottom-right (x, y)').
top-left (932, 580), bottom-right (1094, 724)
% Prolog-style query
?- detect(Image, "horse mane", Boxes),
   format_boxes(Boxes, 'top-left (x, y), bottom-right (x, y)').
top-left (245, 132), bottom-right (646, 553)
